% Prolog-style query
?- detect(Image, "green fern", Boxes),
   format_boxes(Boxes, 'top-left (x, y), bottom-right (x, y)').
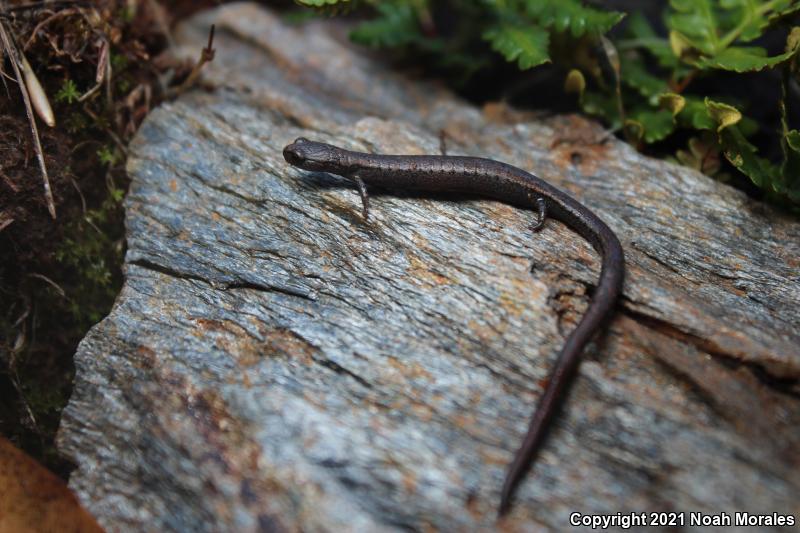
top-left (521, 0), bottom-right (624, 37)
top-left (482, 24), bottom-right (550, 69)
top-left (350, 3), bottom-right (421, 47)
top-left (297, 0), bottom-right (800, 206)
top-left (294, 0), bottom-right (356, 15)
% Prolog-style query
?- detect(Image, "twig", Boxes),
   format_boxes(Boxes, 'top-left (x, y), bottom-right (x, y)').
top-left (68, 175), bottom-right (86, 213)
top-left (78, 37), bottom-right (109, 102)
top-left (0, 210), bottom-right (14, 232)
top-left (122, 82), bottom-right (151, 136)
top-left (0, 61), bottom-right (11, 95)
top-left (23, 7), bottom-right (79, 50)
top-left (169, 24), bottom-right (216, 98)
top-left (27, 272), bottom-right (66, 298)
top-left (11, 371), bottom-right (40, 432)
top-left (6, 352), bottom-right (41, 435)
top-left (81, 104), bottom-right (128, 156)
top-left (0, 166), bottom-right (18, 191)
top-left (104, 35), bottom-right (111, 106)
top-left (83, 211), bottom-right (102, 235)
top-left (4, 0), bottom-right (89, 13)
top-left (598, 36), bottom-right (626, 132)
top-left (78, 78), bottom-right (101, 102)
top-left (11, 297), bottom-right (31, 328)
top-left (0, 20), bottom-right (56, 218)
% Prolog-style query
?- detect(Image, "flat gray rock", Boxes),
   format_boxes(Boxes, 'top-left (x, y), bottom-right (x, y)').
top-left (57, 4), bottom-right (800, 532)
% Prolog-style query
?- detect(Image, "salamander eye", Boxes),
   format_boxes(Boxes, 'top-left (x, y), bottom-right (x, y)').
top-left (283, 145), bottom-right (306, 166)
top-left (294, 137), bottom-right (310, 144)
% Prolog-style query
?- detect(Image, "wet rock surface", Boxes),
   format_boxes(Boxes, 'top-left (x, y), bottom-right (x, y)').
top-left (57, 4), bottom-right (800, 532)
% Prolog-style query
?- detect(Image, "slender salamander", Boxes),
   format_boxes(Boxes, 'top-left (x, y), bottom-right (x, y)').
top-left (283, 137), bottom-right (625, 515)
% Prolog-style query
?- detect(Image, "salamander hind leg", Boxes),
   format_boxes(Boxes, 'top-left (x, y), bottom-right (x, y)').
top-left (353, 174), bottom-right (370, 220)
top-left (529, 195), bottom-right (547, 232)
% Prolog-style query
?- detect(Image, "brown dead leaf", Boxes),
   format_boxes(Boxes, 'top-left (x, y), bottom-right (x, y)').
top-left (0, 436), bottom-right (103, 533)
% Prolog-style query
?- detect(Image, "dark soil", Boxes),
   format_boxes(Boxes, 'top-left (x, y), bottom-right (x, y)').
top-left (0, 0), bottom-right (221, 477)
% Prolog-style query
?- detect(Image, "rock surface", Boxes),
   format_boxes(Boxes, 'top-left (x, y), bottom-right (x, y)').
top-left (58, 4), bottom-right (800, 532)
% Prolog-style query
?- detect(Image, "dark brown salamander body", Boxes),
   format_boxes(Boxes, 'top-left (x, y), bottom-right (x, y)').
top-left (283, 137), bottom-right (625, 515)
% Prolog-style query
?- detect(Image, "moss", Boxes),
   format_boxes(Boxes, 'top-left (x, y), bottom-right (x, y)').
top-left (0, 0), bottom-right (160, 477)
top-left (0, 0), bottom-right (276, 479)
top-left (0, 182), bottom-right (125, 477)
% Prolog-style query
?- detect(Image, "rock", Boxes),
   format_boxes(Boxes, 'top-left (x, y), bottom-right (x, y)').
top-left (57, 3), bottom-right (800, 532)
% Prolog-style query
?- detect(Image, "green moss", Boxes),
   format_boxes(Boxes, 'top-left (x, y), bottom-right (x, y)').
top-left (55, 187), bottom-right (126, 327)
top-left (55, 79), bottom-right (80, 104)
top-left (1, 183), bottom-right (125, 477)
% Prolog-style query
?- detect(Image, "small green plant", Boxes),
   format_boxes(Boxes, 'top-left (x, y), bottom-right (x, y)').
top-left (65, 111), bottom-right (89, 134)
top-left (295, 0), bottom-right (800, 206)
top-left (97, 146), bottom-right (119, 166)
top-left (608, 3), bottom-right (800, 205)
top-left (118, 4), bottom-right (136, 23)
top-left (55, 79), bottom-right (80, 104)
top-left (110, 53), bottom-right (128, 71)
top-left (53, 184), bottom-right (126, 325)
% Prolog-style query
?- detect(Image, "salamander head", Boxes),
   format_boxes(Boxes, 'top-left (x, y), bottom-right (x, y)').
top-left (283, 137), bottom-right (346, 173)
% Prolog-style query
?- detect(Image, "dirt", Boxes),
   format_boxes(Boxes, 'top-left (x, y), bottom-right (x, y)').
top-left (0, 0), bottom-right (225, 478)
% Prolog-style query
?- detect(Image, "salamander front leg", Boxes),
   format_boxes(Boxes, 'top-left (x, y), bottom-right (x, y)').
top-left (353, 174), bottom-right (370, 220)
top-left (530, 195), bottom-right (547, 232)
